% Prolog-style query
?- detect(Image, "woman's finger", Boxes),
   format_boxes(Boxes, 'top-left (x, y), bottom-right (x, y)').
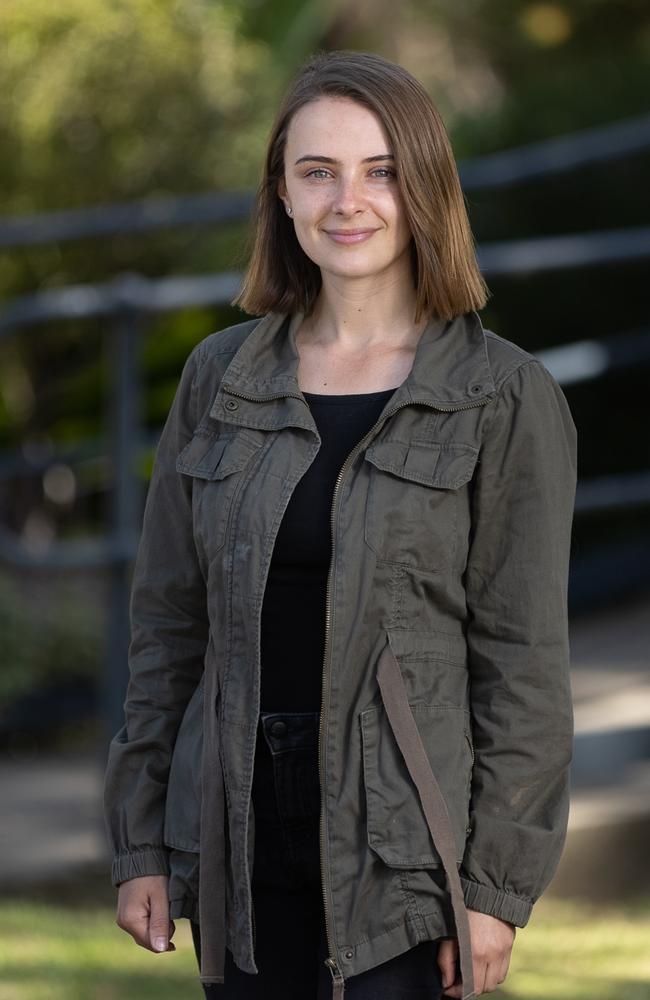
top-left (437, 936), bottom-right (459, 993)
top-left (148, 887), bottom-right (173, 953)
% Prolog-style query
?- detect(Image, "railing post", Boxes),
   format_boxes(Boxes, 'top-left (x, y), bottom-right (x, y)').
top-left (100, 290), bottom-right (143, 753)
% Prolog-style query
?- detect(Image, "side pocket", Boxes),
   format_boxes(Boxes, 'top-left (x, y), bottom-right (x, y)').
top-left (163, 674), bottom-right (206, 853)
top-left (360, 701), bottom-right (473, 867)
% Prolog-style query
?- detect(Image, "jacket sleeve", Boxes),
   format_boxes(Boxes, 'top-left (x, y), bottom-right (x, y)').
top-left (102, 343), bottom-right (209, 887)
top-left (460, 357), bottom-right (578, 927)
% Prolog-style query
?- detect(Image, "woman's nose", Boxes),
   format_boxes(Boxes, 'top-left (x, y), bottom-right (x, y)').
top-left (331, 175), bottom-right (366, 215)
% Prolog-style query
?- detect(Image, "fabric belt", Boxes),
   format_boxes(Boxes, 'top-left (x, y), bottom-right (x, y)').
top-left (198, 677), bottom-right (227, 987)
top-left (375, 639), bottom-right (476, 1000)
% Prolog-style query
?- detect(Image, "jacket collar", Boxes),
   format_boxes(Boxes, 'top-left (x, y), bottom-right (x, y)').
top-left (210, 308), bottom-right (496, 422)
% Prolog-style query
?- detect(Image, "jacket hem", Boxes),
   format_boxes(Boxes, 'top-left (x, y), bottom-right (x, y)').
top-left (111, 848), bottom-right (170, 887)
top-left (328, 907), bottom-right (449, 982)
top-left (169, 895), bottom-right (200, 923)
top-left (460, 876), bottom-right (533, 926)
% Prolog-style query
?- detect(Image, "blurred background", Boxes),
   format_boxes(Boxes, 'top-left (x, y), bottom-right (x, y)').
top-left (1, 2), bottom-right (649, 998)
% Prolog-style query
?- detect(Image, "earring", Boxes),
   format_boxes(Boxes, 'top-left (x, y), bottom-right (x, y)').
top-left (287, 206), bottom-right (293, 217)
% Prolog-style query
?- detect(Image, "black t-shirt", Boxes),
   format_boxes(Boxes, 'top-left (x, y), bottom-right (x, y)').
top-left (259, 386), bottom-right (398, 713)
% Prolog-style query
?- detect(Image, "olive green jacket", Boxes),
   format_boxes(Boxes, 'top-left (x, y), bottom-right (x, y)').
top-left (103, 309), bottom-right (577, 999)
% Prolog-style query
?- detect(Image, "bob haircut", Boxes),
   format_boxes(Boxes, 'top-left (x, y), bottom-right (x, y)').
top-left (232, 49), bottom-right (490, 324)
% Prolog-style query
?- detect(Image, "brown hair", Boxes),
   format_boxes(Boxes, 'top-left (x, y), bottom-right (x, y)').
top-left (231, 49), bottom-right (489, 323)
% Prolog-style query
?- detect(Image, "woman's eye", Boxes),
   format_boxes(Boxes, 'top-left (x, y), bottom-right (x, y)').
top-left (304, 168), bottom-right (396, 180)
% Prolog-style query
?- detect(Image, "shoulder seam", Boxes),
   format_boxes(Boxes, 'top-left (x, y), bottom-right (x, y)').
top-left (481, 357), bottom-right (541, 441)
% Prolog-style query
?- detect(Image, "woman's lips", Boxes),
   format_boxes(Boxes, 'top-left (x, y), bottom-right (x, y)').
top-left (324, 229), bottom-right (377, 244)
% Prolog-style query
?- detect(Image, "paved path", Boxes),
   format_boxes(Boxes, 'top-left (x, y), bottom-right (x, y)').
top-left (569, 589), bottom-right (650, 827)
top-left (0, 751), bottom-right (108, 888)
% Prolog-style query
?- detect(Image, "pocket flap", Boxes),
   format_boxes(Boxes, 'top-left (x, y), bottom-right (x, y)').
top-left (386, 627), bottom-right (468, 667)
top-left (176, 430), bottom-right (261, 480)
top-left (364, 440), bottom-right (478, 489)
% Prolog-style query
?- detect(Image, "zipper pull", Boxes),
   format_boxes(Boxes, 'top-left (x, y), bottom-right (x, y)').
top-left (324, 956), bottom-right (345, 998)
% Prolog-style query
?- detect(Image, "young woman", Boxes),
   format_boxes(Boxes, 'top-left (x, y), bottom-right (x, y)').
top-left (103, 50), bottom-right (577, 1000)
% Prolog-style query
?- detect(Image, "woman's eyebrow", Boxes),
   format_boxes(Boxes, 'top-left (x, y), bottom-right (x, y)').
top-left (294, 154), bottom-right (395, 165)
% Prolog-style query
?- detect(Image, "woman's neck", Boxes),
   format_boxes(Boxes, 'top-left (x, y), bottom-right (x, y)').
top-left (302, 284), bottom-right (425, 353)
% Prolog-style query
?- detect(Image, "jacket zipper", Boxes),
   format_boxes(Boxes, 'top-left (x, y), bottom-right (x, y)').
top-left (221, 386), bottom-right (491, 993)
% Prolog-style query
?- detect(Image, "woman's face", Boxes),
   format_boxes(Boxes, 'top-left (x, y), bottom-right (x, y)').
top-left (278, 96), bottom-right (413, 284)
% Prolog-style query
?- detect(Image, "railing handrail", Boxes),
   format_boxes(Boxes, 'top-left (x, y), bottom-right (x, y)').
top-left (2, 222), bottom-right (649, 336)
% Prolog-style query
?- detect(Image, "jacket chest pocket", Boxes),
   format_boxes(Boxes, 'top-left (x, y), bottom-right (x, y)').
top-left (176, 427), bottom-right (265, 554)
top-left (360, 701), bottom-right (474, 868)
top-left (363, 439), bottom-right (478, 570)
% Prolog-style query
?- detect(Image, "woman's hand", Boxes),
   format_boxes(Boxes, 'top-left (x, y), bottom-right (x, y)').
top-left (438, 909), bottom-right (516, 996)
top-left (116, 874), bottom-right (177, 954)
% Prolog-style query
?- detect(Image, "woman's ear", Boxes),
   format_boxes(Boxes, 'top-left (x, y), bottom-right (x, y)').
top-left (276, 177), bottom-right (293, 218)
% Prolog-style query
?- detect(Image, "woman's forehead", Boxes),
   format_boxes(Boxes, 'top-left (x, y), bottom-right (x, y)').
top-left (285, 98), bottom-right (392, 157)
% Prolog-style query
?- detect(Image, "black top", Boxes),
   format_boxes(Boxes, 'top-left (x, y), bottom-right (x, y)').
top-left (259, 386), bottom-right (398, 713)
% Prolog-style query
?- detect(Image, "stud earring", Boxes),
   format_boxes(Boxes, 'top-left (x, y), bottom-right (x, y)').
top-left (287, 206), bottom-right (293, 217)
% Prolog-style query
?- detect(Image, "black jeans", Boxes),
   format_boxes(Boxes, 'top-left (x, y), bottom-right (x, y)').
top-left (191, 710), bottom-right (444, 999)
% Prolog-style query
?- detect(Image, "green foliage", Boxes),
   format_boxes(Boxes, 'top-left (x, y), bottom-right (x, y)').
top-left (0, 0), bottom-right (284, 451)
top-left (0, 0), bottom-right (274, 213)
top-left (407, 0), bottom-right (650, 155)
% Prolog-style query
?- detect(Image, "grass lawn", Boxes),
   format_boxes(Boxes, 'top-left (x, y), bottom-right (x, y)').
top-left (0, 888), bottom-right (648, 999)
top-left (499, 894), bottom-right (650, 999)
top-left (0, 900), bottom-right (199, 999)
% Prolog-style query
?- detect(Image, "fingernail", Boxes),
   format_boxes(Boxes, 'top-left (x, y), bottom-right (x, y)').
top-left (154, 936), bottom-right (167, 951)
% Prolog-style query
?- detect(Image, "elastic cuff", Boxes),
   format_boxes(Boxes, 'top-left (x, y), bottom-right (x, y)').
top-left (460, 876), bottom-right (533, 927)
top-left (111, 848), bottom-right (170, 887)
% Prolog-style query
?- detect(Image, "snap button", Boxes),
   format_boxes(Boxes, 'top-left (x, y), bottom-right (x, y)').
top-left (344, 949), bottom-right (353, 960)
top-left (466, 826), bottom-right (472, 835)
top-left (469, 384), bottom-right (482, 394)
top-left (225, 398), bottom-right (239, 410)
top-left (270, 719), bottom-right (287, 737)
